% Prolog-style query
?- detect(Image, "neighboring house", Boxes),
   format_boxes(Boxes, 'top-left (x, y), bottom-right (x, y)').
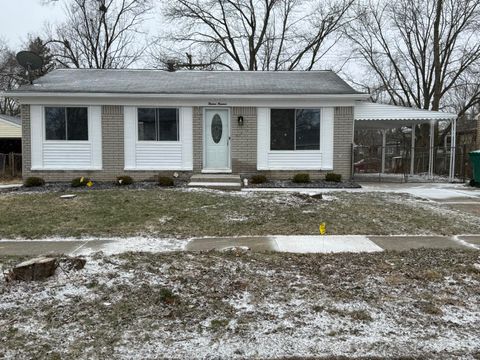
top-left (5, 69), bottom-right (456, 182)
top-left (0, 114), bottom-right (22, 154)
top-left (456, 113), bottom-right (477, 149)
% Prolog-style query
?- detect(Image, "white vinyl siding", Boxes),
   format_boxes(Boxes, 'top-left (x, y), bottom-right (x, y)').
top-left (257, 107), bottom-right (334, 170)
top-left (124, 106), bottom-right (193, 170)
top-left (0, 120), bottom-right (21, 138)
top-left (320, 107), bottom-right (334, 169)
top-left (30, 105), bottom-right (102, 170)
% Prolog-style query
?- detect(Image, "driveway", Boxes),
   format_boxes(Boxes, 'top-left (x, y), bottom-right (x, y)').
top-left (359, 182), bottom-right (480, 216)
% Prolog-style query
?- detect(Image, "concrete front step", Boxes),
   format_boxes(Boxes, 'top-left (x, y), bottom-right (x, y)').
top-left (188, 182), bottom-right (242, 190)
top-left (188, 174), bottom-right (242, 190)
top-left (190, 174), bottom-right (241, 183)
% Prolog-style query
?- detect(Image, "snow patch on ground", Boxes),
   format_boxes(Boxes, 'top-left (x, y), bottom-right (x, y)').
top-left (273, 235), bottom-right (383, 253)
top-left (1, 250), bottom-right (479, 359)
top-left (76, 237), bottom-right (188, 255)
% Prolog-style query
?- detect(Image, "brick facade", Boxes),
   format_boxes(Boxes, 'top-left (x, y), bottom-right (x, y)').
top-left (333, 107), bottom-right (354, 178)
top-left (231, 107), bottom-right (257, 173)
top-left (21, 105), bottom-right (354, 181)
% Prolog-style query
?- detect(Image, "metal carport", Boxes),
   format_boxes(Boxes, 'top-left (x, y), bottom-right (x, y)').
top-left (354, 102), bottom-right (458, 181)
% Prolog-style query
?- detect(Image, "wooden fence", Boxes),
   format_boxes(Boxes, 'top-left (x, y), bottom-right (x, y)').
top-left (0, 153), bottom-right (22, 178)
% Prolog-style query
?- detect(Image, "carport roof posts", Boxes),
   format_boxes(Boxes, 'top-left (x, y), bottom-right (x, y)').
top-left (353, 101), bottom-right (458, 181)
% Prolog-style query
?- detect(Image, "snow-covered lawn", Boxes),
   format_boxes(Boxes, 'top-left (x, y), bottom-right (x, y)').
top-left (1, 249), bottom-right (479, 359)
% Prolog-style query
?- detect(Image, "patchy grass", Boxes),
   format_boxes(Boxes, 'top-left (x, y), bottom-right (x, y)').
top-left (0, 188), bottom-right (479, 238)
top-left (0, 249), bottom-right (479, 359)
top-left (0, 176), bottom-right (22, 185)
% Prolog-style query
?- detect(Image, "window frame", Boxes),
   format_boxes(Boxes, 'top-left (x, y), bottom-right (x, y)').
top-left (269, 108), bottom-right (321, 151)
top-left (137, 107), bottom-right (180, 143)
top-left (44, 106), bottom-right (90, 142)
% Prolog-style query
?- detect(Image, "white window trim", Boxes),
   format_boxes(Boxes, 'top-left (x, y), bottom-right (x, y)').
top-left (124, 106), bottom-right (193, 171)
top-left (136, 107), bottom-right (181, 143)
top-left (44, 106), bottom-right (90, 143)
top-left (257, 107), bottom-right (334, 171)
top-left (269, 108), bottom-right (321, 151)
top-left (30, 105), bottom-right (102, 171)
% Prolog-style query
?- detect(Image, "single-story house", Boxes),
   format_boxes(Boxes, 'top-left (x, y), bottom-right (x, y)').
top-left (5, 69), bottom-right (457, 183)
top-left (0, 114), bottom-right (22, 154)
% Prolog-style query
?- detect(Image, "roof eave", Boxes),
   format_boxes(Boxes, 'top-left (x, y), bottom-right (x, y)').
top-left (5, 91), bottom-right (370, 101)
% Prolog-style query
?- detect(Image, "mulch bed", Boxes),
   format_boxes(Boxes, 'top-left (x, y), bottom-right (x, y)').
top-left (0, 180), bottom-right (188, 194)
top-left (247, 179), bottom-right (361, 188)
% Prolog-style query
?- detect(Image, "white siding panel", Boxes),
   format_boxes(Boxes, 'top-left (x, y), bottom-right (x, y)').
top-left (32, 105), bottom-right (102, 170)
top-left (0, 120), bottom-right (21, 138)
top-left (30, 105), bottom-right (43, 169)
top-left (257, 107), bottom-right (329, 171)
top-left (135, 143), bottom-right (183, 169)
top-left (124, 106), bottom-right (137, 169)
top-left (89, 106), bottom-right (102, 169)
top-left (266, 151), bottom-right (323, 170)
top-left (180, 107), bottom-right (193, 170)
top-left (320, 107), bottom-right (334, 170)
top-left (124, 106), bottom-right (192, 170)
top-left (256, 107), bottom-right (269, 170)
top-left (43, 142), bottom-right (93, 169)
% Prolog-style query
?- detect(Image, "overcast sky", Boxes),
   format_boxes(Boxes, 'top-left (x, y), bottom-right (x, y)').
top-left (0, 0), bottom-right (66, 48)
top-left (0, 0), bottom-right (354, 74)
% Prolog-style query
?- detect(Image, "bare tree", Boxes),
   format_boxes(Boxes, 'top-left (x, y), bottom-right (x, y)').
top-left (0, 41), bottom-right (18, 115)
top-left (344, 0), bottom-right (480, 144)
top-left (0, 37), bottom-right (54, 115)
top-left (46, 0), bottom-right (152, 69)
top-left (157, 0), bottom-right (355, 71)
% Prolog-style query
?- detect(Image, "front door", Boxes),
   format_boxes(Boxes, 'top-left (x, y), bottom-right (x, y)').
top-left (204, 109), bottom-right (230, 171)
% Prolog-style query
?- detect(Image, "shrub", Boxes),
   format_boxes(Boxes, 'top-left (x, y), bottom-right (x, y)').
top-left (325, 173), bottom-right (342, 182)
top-left (116, 175), bottom-right (134, 186)
top-left (250, 174), bottom-right (267, 184)
top-left (24, 177), bottom-right (45, 187)
top-left (292, 173), bottom-right (310, 183)
top-left (71, 177), bottom-right (90, 188)
top-left (159, 288), bottom-right (178, 304)
top-left (158, 176), bottom-right (174, 187)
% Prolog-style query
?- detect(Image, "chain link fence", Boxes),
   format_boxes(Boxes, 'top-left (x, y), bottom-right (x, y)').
top-left (352, 144), bottom-right (473, 182)
top-left (0, 153), bottom-right (22, 178)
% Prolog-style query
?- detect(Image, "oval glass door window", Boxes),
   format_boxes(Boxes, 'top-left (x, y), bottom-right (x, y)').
top-left (211, 114), bottom-right (223, 143)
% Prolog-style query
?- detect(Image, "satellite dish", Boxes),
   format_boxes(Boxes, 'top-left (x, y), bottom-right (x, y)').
top-left (16, 51), bottom-right (43, 71)
top-left (16, 51), bottom-right (43, 84)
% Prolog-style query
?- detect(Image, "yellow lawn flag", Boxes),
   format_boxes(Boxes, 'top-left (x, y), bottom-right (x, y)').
top-left (86, 181), bottom-right (93, 187)
top-left (319, 222), bottom-right (326, 235)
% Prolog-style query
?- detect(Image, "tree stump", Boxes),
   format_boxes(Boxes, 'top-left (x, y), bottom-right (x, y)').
top-left (11, 257), bottom-right (58, 281)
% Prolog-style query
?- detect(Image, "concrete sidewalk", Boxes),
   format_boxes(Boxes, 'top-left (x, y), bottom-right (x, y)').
top-left (0, 237), bottom-right (187, 256)
top-left (187, 235), bottom-right (480, 252)
top-left (0, 235), bottom-right (479, 256)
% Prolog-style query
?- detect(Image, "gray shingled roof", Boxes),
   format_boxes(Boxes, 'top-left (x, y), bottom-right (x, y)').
top-left (14, 69), bottom-right (361, 95)
top-left (0, 114), bottom-right (21, 126)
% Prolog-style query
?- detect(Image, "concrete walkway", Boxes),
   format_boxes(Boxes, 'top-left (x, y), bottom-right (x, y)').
top-left (0, 237), bottom-right (187, 256)
top-left (1, 235), bottom-right (479, 256)
top-left (187, 235), bottom-right (480, 252)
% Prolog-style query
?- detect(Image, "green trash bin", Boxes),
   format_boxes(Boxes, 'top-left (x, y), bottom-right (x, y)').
top-left (469, 150), bottom-right (480, 184)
